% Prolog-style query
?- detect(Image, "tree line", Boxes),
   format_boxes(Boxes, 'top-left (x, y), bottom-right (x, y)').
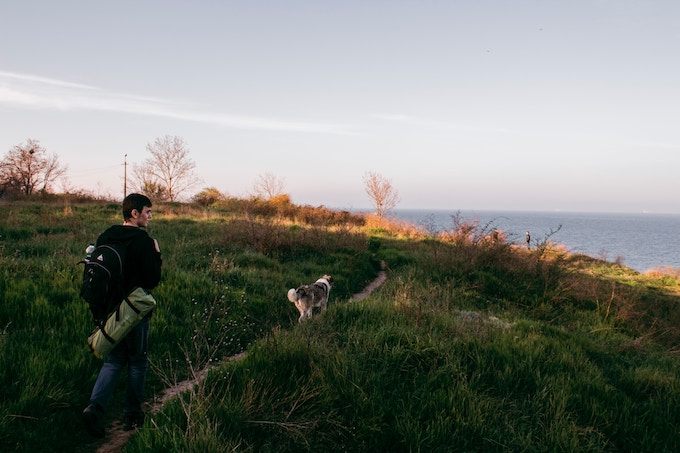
top-left (0, 135), bottom-right (200, 202)
top-left (1, 136), bottom-right (400, 218)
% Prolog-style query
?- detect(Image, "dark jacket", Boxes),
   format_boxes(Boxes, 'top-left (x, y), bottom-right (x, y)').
top-left (96, 225), bottom-right (162, 294)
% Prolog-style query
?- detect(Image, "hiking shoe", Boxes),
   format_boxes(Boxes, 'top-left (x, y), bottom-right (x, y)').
top-left (82, 404), bottom-right (105, 438)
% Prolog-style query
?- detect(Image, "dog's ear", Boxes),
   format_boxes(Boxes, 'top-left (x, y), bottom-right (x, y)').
top-left (326, 275), bottom-right (334, 285)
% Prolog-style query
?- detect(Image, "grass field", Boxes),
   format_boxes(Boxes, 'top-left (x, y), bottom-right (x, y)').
top-left (1, 197), bottom-right (679, 452)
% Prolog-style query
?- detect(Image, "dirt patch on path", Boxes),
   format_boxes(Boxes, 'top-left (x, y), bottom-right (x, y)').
top-left (90, 354), bottom-right (247, 453)
top-left (88, 265), bottom-right (388, 452)
top-left (352, 261), bottom-right (387, 301)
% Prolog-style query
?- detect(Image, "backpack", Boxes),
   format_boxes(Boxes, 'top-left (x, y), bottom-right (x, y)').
top-left (79, 242), bottom-right (128, 327)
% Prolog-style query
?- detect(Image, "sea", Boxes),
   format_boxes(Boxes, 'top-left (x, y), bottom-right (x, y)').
top-left (387, 209), bottom-right (680, 273)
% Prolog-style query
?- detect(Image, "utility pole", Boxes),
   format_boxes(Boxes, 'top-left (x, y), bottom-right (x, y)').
top-left (124, 153), bottom-right (128, 198)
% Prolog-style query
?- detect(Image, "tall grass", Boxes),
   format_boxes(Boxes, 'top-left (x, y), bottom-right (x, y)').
top-left (0, 199), bottom-right (378, 452)
top-left (130, 286), bottom-right (680, 452)
top-left (1, 198), bottom-right (679, 452)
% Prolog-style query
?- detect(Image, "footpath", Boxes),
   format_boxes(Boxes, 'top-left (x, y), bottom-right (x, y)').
top-left (86, 264), bottom-right (388, 453)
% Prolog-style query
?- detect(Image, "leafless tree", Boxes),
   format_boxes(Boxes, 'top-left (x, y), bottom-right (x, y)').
top-left (134, 135), bottom-right (201, 202)
top-left (131, 164), bottom-right (168, 200)
top-left (363, 171), bottom-right (400, 220)
top-left (252, 172), bottom-right (285, 200)
top-left (0, 139), bottom-right (67, 195)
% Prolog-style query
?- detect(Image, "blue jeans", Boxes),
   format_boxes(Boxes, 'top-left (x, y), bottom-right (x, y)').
top-left (89, 316), bottom-right (150, 419)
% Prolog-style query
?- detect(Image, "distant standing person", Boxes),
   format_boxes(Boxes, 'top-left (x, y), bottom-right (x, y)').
top-left (525, 230), bottom-right (531, 250)
top-left (82, 193), bottom-right (162, 438)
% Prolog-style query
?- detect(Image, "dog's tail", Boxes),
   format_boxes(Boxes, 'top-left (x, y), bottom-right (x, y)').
top-left (287, 288), bottom-right (299, 303)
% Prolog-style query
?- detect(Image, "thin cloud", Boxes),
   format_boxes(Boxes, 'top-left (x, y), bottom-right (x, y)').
top-left (629, 140), bottom-right (680, 150)
top-left (0, 70), bottom-right (96, 90)
top-left (0, 70), bottom-right (351, 134)
top-left (371, 113), bottom-right (679, 150)
top-left (370, 113), bottom-right (501, 134)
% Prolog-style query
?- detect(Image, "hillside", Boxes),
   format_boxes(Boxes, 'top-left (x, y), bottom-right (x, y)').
top-left (1, 198), bottom-right (679, 452)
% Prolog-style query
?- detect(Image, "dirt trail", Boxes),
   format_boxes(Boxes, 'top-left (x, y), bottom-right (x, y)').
top-left (351, 261), bottom-right (387, 301)
top-left (90, 354), bottom-right (246, 453)
top-left (89, 265), bottom-right (387, 452)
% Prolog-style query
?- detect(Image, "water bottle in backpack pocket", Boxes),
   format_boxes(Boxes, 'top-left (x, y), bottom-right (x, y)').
top-left (79, 242), bottom-right (127, 327)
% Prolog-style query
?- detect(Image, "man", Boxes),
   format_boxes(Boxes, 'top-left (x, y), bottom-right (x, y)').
top-left (82, 193), bottom-right (162, 438)
top-left (526, 230), bottom-right (531, 250)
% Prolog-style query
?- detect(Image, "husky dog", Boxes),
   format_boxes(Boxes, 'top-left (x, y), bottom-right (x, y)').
top-left (287, 275), bottom-right (333, 323)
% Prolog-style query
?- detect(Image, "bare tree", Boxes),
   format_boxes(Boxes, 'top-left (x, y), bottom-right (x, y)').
top-left (131, 164), bottom-right (168, 200)
top-left (363, 171), bottom-right (400, 220)
top-left (252, 172), bottom-right (285, 200)
top-left (0, 139), bottom-right (67, 195)
top-left (135, 135), bottom-right (201, 202)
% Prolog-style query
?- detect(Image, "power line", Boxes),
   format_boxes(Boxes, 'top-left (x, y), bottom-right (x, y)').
top-left (67, 165), bottom-right (122, 179)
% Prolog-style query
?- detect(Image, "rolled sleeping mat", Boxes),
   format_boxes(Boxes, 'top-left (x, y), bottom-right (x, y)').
top-left (87, 287), bottom-right (157, 360)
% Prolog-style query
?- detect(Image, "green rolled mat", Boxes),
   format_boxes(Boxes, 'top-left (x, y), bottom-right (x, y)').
top-left (87, 287), bottom-right (157, 360)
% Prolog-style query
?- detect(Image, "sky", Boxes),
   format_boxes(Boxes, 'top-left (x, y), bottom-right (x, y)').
top-left (1, 1), bottom-right (679, 213)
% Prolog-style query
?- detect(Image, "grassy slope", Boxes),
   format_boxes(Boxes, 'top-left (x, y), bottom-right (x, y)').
top-left (129, 225), bottom-right (680, 452)
top-left (1, 199), bottom-right (679, 452)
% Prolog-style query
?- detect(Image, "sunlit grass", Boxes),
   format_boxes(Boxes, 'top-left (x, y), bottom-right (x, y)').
top-left (1, 197), bottom-right (679, 452)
